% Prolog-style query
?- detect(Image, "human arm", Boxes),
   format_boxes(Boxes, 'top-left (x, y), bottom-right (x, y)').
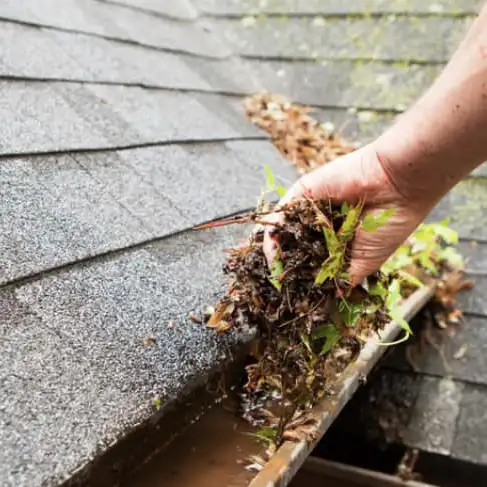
top-left (264, 4), bottom-right (487, 285)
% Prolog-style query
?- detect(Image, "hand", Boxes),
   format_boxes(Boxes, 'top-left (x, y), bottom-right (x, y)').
top-left (263, 143), bottom-right (434, 286)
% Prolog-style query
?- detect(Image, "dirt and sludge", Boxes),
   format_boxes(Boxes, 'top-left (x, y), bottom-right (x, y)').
top-left (126, 93), bottom-right (472, 487)
top-left (126, 397), bottom-right (260, 487)
top-left (200, 196), bottom-right (393, 456)
top-left (126, 400), bottom-right (354, 487)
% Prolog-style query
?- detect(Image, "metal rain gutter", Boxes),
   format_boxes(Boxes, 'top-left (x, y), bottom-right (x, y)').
top-left (248, 284), bottom-right (435, 487)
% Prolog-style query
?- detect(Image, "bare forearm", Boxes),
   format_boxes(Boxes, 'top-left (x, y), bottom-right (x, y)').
top-left (374, 4), bottom-right (487, 207)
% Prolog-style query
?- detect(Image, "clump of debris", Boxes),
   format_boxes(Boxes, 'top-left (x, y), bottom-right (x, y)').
top-left (244, 91), bottom-right (356, 173)
top-left (244, 91), bottom-right (471, 335)
top-left (196, 92), bottom-right (470, 459)
top-left (203, 195), bottom-right (394, 448)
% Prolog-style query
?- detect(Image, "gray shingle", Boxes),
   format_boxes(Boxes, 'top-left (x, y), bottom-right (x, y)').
top-left (101, 0), bottom-right (198, 19)
top-left (0, 22), bottom-right (258, 93)
top-left (0, 82), bottom-right (109, 154)
top-left (0, 0), bottom-right (111, 35)
top-left (52, 82), bottom-right (143, 146)
top-left (0, 138), bottom-right (295, 284)
top-left (428, 179), bottom-right (487, 240)
top-left (87, 84), bottom-right (256, 140)
top-left (188, 92), bottom-right (264, 137)
top-left (82, 84), bottom-right (245, 141)
top-left (212, 16), bottom-right (471, 62)
top-left (452, 384), bottom-right (487, 465)
top-left (48, 29), bottom-right (213, 90)
top-left (0, 81), bottom-right (259, 154)
top-left (46, 30), bottom-right (144, 82)
top-left (195, 0), bottom-right (482, 16)
top-left (0, 22), bottom-right (89, 79)
top-left (459, 241), bottom-right (487, 273)
top-left (188, 56), bottom-right (264, 93)
top-left (403, 377), bottom-right (464, 455)
top-left (77, 142), bottom-right (295, 234)
top-left (105, 2), bottom-right (231, 58)
top-left (0, 0), bottom-right (230, 59)
top-left (1, 224), bottom-right (250, 487)
top-left (74, 151), bottom-right (189, 236)
top-left (384, 315), bottom-right (487, 385)
top-left (241, 59), bottom-right (438, 111)
top-left (0, 162), bottom-right (69, 284)
top-left (21, 154), bottom-right (153, 247)
top-left (0, 155), bottom-right (152, 284)
top-left (457, 275), bottom-right (487, 316)
top-left (120, 143), bottom-right (267, 222)
top-left (0, 289), bottom-right (93, 487)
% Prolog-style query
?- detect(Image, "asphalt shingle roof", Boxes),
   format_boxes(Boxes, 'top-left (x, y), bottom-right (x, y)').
top-left (2, 0), bottom-right (487, 485)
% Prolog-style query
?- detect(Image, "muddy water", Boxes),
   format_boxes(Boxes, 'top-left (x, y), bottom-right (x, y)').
top-left (124, 384), bottom-right (363, 487)
top-left (125, 405), bottom-right (262, 487)
top-left (126, 404), bottom-right (352, 487)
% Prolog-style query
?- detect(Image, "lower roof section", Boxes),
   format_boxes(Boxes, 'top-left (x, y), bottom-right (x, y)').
top-left (1, 223), bottom-right (251, 486)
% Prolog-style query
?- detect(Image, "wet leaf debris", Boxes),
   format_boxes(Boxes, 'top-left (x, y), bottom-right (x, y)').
top-left (202, 196), bottom-right (396, 447)
top-left (244, 92), bottom-right (356, 174)
top-left (196, 92), bottom-right (470, 453)
top-left (244, 91), bottom-right (470, 336)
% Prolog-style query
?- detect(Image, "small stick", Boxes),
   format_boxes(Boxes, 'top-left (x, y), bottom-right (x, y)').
top-left (193, 205), bottom-right (295, 231)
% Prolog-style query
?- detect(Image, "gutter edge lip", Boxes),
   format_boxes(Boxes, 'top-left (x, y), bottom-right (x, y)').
top-left (248, 284), bottom-right (436, 487)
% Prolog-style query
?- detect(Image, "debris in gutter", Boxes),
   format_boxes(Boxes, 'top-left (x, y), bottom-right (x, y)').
top-left (189, 311), bottom-right (203, 324)
top-left (199, 195), bottom-right (395, 451)
top-left (244, 92), bottom-right (357, 174)
top-left (396, 448), bottom-right (421, 482)
top-left (192, 92), bottom-right (470, 469)
top-left (453, 343), bottom-right (468, 360)
top-left (245, 463), bottom-right (263, 473)
top-left (142, 333), bottom-right (156, 347)
top-left (197, 186), bottom-right (463, 452)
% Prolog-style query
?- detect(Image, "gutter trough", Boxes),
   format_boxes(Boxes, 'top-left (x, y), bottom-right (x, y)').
top-left (127, 284), bottom-right (435, 487)
top-left (248, 284), bottom-right (435, 487)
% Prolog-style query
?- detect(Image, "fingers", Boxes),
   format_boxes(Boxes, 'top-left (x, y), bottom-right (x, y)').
top-left (261, 169), bottom-right (325, 264)
top-left (262, 151), bottom-right (365, 266)
top-left (348, 208), bottom-right (421, 286)
top-left (261, 211), bottom-right (281, 264)
top-left (348, 241), bottom-right (391, 287)
top-left (348, 224), bottom-right (391, 286)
